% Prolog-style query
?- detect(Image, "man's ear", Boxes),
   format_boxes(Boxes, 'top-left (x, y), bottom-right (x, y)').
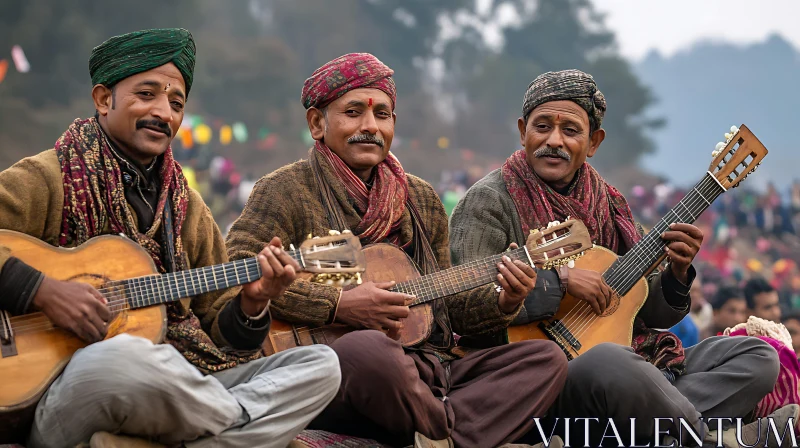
top-left (586, 128), bottom-right (606, 158)
top-left (92, 84), bottom-right (113, 116)
top-left (517, 117), bottom-right (527, 147)
top-left (306, 107), bottom-right (326, 141)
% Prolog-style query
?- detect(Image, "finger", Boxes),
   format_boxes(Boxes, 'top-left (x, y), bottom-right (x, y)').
top-left (374, 281), bottom-right (397, 290)
top-left (92, 297), bottom-right (111, 323)
top-left (665, 247), bottom-right (692, 268)
top-left (283, 264), bottom-right (297, 283)
top-left (69, 323), bottom-right (93, 344)
top-left (387, 305), bottom-right (410, 319)
top-left (512, 260), bottom-right (537, 287)
top-left (508, 242), bottom-right (519, 250)
top-left (80, 318), bottom-right (103, 343)
top-left (87, 309), bottom-right (108, 339)
top-left (271, 239), bottom-right (301, 270)
top-left (660, 230), bottom-right (698, 247)
top-left (599, 283), bottom-right (613, 313)
top-left (85, 284), bottom-right (108, 305)
top-left (667, 223), bottom-right (704, 240)
top-left (258, 253), bottom-right (274, 280)
top-left (666, 242), bottom-right (694, 258)
top-left (381, 318), bottom-right (402, 330)
top-left (380, 290), bottom-right (410, 306)
top-left (268, 236), bottom-right (283, 248)
top-left (498, 261), bottom-right (524, 292)
top-left (497, 272), bottom-right (510, 291)
top-left (265, 246), bottom-right (285, 278)
top-left (585, 294), bottom-right (601, 315)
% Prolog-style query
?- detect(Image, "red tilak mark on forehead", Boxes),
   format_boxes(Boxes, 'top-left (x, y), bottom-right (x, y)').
top-left (368, 98), bottom-right (373, 107)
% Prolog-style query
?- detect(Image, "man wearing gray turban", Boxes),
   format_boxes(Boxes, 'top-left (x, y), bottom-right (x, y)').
top-left (0, 29), bottom-right (340, 448)
top-left (451, 69), bottom-right (791, 446)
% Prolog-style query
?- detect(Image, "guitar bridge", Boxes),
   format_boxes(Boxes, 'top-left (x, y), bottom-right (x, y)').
top-left (538, 319), bottom-right (581, 360)
top-left (0, 311), bottom-right (16, 358)
top-left (0, 335), bottom-right (16, 358)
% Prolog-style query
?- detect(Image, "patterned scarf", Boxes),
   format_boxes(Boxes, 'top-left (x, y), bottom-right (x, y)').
top-left (55, 117), bottom-right (261, 373)
top-left (314, 140), bottom-right (409, 246)
top-left (502, 149), bottom-right (686, 374)
top-left (502, 149), bottom-right (639, 253)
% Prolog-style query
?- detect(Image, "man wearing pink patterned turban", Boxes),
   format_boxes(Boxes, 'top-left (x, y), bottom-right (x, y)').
top-left (226, 53), bottom-right (566, 447)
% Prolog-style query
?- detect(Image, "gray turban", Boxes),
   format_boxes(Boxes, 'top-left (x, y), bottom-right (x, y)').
top-left (522, 69), bottom-right (607, 132)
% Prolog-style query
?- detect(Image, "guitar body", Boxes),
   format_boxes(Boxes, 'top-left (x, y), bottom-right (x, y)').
top-left (265, 243), bottom-right (433, 355)
top-left (507, 246), bottom-right (649, 359)
top-left (0, 231), bottom-right (165, 442)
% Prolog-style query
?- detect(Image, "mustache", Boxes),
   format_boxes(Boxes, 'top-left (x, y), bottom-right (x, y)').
top-left (533, 146), bottom-right (571, 161)
top-left (136, 119), bottom-right (172, 137)
top-left (348, 134), bottom-right (384, 148)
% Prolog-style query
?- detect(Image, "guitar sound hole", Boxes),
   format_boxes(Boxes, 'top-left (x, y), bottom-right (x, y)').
top-left (600, 293), bottom-right (620, 317)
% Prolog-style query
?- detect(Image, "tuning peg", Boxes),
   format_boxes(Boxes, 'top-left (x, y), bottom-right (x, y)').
top-left (342, 230), bottom-right (352, 234)
top-left (715, 142), bottom-right (725, 152)
top-left (329, 230), bottom-right (341, 236)
top-left (730, 125), bottom-right (739, 134)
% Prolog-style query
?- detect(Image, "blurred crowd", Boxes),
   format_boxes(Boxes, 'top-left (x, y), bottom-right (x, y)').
top-left (630, 181), bottom-right (800, 357)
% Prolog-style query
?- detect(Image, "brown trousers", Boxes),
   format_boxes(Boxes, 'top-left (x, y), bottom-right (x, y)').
top-left (310, 330), bottom-right (567, 448)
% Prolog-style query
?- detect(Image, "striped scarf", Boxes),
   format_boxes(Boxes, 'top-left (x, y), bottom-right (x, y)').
top-left (502, 149), bottom-right (639, 253)
top-left (314, 140), bottom-right (409, 246)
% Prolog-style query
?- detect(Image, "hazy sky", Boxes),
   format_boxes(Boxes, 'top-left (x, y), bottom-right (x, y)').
top-left (590, 0), bottom-right (800, 60)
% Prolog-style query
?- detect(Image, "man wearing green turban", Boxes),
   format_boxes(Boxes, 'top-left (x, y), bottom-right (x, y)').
top-left (0, 29), bottom-right (340, 448)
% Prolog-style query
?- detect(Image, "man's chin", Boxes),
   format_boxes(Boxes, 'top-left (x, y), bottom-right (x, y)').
top-left (132, 141), bottom-right (169, 159)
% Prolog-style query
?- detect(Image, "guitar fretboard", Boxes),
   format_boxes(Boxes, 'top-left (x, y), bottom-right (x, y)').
top-left (118, 249), bottom-right (303, 308)
top-left (391, 247), bottom-right (531, 305)
top-left (603, 173), bottom-right (725, 295)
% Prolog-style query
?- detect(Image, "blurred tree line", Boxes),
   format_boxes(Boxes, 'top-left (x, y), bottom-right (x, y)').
top-left (0, 0), bottom-right (662, 181)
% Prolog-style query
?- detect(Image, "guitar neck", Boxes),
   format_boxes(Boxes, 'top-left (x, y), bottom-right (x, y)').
top-left (603, 172), bottom-right (725, 295)
top-left (121, 249), bottom-right (303, 309)
top-left (391, 247), bottom-right (532, 305)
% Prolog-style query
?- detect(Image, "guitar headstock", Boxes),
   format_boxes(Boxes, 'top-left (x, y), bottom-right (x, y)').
top-left (298, 231), bottom-right (366, 276)
top-left (524, 219), bottom-right (592, 269)
top-left (709, 124), bottom-right (768, 190)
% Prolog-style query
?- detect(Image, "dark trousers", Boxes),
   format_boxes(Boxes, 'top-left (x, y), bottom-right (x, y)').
top-left (310, 330), bottom-right (568, 448)
top-left (528, 336), bottom-right (780, 447)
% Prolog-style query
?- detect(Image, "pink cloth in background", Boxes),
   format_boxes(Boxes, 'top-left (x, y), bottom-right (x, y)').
top-left (728, 330), bottom-right (800, 419)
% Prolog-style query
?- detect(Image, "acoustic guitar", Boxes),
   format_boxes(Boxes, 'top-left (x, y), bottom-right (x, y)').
top-left (264, 219), bottom-right (592, 355)
top-left (507, 124), bottom-right (769, 359)
top-left (0, 230), bottom-right (365, 443)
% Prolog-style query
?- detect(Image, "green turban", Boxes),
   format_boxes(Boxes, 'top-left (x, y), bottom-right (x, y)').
top-left (89, 28), bottom-right (196, 96)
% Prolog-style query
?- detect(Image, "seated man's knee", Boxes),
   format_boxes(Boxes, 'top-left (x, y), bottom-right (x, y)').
top-left (738, 337), bottom-right (780, 393)
top-left (303, 344), bottom-right (342, 397)
top-left (54, 335), bottom-right (162, 405)
top-left (518, 340), bottom-right (568, 377)
top-left (331, 330), bottom-right (413, 387)
top-left (570, 343), bottom-right (638, 391)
